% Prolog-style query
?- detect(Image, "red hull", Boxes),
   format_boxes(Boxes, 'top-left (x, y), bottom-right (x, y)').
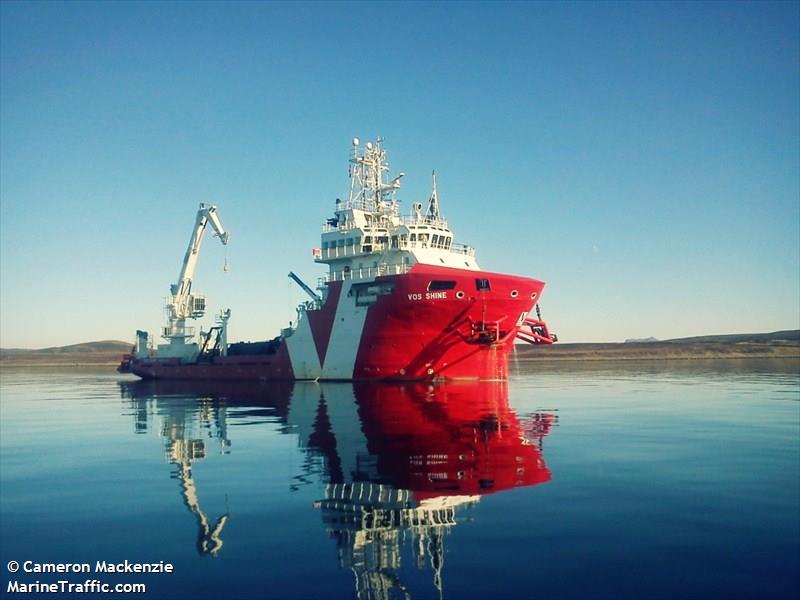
top-left (131, 342), bottom-right (295, 380)
top-left (129, 265), bottom-right (549, 381)
top-left (353, 264), bottom-right (544, 379)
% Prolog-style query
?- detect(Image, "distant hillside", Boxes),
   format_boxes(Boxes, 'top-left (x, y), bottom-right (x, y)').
top-left (0, 340), bottom-right (131, 366)
top-left (516, 331), bottom-right (800, 362)
top-left (3, 340), bottom-right (132, 354)
top-left (665, 330), bottom-right (800, 344)
top-left (3, 331), bottom-right (799, 368)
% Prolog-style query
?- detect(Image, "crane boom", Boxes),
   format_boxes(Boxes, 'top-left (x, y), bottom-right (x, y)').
top-left (163, 203), bottom-right (229, 348)
top-left (288, 271), bottom-right (321, 303)
top-left (172, 204), bottom-right (229, 307)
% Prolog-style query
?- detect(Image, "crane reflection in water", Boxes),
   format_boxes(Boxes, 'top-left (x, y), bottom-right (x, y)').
top-left (121, 380), bottom-right (245, 557)
top-left (119, 379), bottom-right (556, 597)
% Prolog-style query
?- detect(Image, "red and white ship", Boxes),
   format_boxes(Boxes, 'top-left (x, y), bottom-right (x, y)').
top-left (122, 137), bottom-right (555, 381)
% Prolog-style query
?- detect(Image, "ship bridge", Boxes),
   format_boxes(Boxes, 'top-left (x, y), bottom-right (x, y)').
top-left (316, 138), bottom-right (480, 284)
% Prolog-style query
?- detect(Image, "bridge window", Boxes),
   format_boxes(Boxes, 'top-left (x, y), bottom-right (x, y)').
top-left (428, 280), bottom-right (457, 291)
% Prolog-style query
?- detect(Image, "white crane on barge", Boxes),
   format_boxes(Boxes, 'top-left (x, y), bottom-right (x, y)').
top-left (134, 203), bottom-right (230, 362)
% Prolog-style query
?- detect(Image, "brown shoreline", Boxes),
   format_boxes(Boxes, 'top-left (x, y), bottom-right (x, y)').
top-left (0, 361), bottom-right (123, 368)
top-left (1, 341), bottom-right (798, 368)
top-left (513, 341), bottom-right (800, 362)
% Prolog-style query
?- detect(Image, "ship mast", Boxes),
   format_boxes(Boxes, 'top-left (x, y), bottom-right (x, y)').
top-left (348, 137), bottom-right (404, 215)
top-left (427, 171), bottom-right (440, 221)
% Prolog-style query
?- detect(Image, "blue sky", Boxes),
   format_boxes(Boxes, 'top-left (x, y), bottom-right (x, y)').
top-left (1, 1), bottom-right (798, 347)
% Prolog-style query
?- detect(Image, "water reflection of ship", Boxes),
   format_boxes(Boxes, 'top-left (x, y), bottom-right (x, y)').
top-left (295, 382), bottom-right (554, 599)
top-left (119, 380), bottom-right (556, 597)
top-left (119, 381), bottom-right (293, 557)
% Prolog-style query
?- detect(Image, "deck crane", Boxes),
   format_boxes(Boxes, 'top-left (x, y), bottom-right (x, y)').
top-left (158, 203), bottom-right (230, 359)
top-left (288, 271), bottom-right (322, 304)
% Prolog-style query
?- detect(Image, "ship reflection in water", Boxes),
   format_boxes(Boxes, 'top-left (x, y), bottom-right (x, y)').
top-left (119, 380), bottom-right (556, 597)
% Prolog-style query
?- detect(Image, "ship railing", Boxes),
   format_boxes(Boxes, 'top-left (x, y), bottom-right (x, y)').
top-left (319, 240), bottom-right (474, 260)
top-left (341, 197), bottom-right (378, 213)
top-left (450, 243), bottom-right (476, 256)
top-left (322, 220), bottom-right (360, 233)
top-left (320, 199), bottom-right (400, 233)
top-left (400, 214), bottom-right (450, 229)
top-left (317, 244), bottom-right (363, 260)
top-left (323, 262), bottom-right (410, 283)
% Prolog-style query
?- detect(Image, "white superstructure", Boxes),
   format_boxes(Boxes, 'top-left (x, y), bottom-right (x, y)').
top-left (316, 137), bottom-right (480, 284)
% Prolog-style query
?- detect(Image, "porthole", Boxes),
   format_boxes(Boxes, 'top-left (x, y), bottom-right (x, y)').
top-left (456, 291), bottom-right (465, 299)
top-left (530, 292), bottom-right (538, 300)
top-left (510, 290), bottom-right (519, 298)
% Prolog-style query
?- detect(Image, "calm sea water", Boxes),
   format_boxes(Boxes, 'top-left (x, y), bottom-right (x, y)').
top-left (1, 360), bottom-right (798, 599)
